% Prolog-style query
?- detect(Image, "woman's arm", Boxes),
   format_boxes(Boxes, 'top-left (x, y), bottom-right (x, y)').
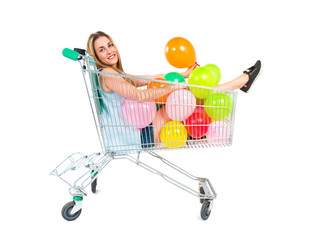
top-left (99, 68), bottom-right (183, 101)
top-left (125, 73), bottom-right (165, 87)
top-left (126, 62), bottom-right (199, 87)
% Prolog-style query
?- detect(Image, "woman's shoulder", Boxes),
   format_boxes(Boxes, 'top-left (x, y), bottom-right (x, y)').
top-left (100, 67), bottom-right (120, 74)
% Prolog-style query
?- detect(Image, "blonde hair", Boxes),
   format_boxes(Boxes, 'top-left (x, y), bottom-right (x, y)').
top-left (86, 31), bottom-right (125, 74)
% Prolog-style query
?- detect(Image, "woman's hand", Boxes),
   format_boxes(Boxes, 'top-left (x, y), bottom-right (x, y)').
top-left (181, 62), bottom-right (200, 78)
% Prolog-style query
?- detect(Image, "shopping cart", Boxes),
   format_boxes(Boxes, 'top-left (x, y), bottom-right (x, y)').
top-left (50, 48), bottom-right (238, 221)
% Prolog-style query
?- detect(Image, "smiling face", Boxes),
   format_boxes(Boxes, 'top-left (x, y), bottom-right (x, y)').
top-left (94, 36), bottom-right (118, 67)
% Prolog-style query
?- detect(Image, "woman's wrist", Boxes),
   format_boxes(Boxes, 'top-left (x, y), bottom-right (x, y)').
top-left (181, 72), bottom-right (188, 79)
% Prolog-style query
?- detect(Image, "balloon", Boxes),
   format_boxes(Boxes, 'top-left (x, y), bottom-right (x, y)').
top-left (188, 67), bottom-right (217, 99)
top-left (185, 112), bottom-right (212, 139)
top-left (160, 121), bottom-right (188, 148)
top-left (122, 100), bottom-right (156, 129)
top-left (193, 106), bottom-right (212, 121)
top-left (166, 89), bottom-right (196, 121)
top-left (204, 93), bottom-right (233, 121)
top-left (165, 37), bottom-right (196, 68)
top-left (164, 72), bottom-right (185, 83)
top-left (148, 78), bottom-right (170, 104)
top-left (204, 64), bottom-right (221, 86)
top-left (206, 122), bottom-right (231, 144)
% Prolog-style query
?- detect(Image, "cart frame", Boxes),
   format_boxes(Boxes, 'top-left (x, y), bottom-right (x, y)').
top-left (50, 48), bottom-right (238, 221)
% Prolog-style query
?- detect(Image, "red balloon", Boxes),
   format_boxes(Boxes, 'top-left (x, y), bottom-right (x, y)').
top-left (185, 112), bottom-right (212, 139)
top-left (193, 106), bottom-right (212, 121)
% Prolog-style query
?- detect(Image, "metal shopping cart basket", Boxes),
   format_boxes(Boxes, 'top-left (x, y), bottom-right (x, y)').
top-left (50, 48), bottom-right (238, 221)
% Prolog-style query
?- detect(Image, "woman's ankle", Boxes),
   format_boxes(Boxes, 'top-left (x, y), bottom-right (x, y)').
top-left (240, 73), bottom-right (249, 88)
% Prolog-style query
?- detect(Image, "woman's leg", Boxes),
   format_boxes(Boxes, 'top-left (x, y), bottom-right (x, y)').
top-left (216, 60), bottom-right (261, 92)
top-left (152, 105), bottom-right (170, 144)
top-left (214, 73), bottom-right (249, 91)
top-left (151, 61), bottom-right (261, 143)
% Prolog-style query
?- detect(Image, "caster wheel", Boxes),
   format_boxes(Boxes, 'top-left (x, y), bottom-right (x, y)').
top-left (200, 200), bottom-right (213, 220)
top-left (199, 186), bottom-right (205, 204)
top-left (91, 178), bottom-right (97, 193)
top-left (61, 201), bottom-right (82, 221)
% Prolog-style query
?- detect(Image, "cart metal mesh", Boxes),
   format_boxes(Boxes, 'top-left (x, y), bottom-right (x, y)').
top-left (82, 58), bottom-right (237, 154)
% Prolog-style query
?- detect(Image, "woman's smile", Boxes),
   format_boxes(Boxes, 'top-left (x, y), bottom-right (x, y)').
top-left (108, 54), bottom-right (115, 60)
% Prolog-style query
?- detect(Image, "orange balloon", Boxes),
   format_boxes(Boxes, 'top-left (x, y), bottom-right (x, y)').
top-left (148, 78), bottom-right (170, 104)
top-left (165, 37), bottom-right (196, 68)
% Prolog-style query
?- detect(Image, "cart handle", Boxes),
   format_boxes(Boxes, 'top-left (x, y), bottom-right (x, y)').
top-left (62, 48), bottom-right (79, 61)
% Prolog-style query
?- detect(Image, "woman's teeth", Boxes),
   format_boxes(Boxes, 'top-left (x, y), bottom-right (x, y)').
top-left (108, 55), bottom-right (115, 60)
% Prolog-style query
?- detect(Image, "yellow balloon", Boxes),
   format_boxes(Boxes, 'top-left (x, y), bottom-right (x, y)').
top-left (160, 121), bottom-right (188, 149)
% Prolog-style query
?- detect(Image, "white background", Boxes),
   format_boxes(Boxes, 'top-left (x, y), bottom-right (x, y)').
top-left (1, 0), bottom-right (316, 239)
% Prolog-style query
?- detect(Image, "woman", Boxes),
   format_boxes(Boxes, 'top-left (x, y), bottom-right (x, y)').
top-left (86, 31), bottom-right (261, 151)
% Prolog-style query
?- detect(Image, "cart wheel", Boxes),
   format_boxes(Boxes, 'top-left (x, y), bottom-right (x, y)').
top-left (91, 178), bottom-right (97, 193)
top-left (200, 200), bottom-right (213, 220)
top-left (199, 186), bottom-right (205, 204)
top-left (61, 201), bottom-right (82, 221)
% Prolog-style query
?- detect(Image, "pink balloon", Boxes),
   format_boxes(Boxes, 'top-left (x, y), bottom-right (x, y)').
top-left (166, 89), bottom-right (196, 121)
top-left (122, 101), bottom-right (156, 129)
top-left (206, 122), bottom-right (231, 144)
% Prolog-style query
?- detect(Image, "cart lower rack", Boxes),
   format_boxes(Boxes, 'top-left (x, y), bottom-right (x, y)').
top-left (50, 48), bottom-right (238, 221)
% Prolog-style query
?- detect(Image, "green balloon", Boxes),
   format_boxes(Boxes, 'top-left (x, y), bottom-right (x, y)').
top-left (204, 93), bottom-right (233, 121)
top-left (164, 72), bottom-right (185, 83)
top-left (204, 64), bottom-right (221, 86)
top-left (188, 67), bottom-right (216, 99)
